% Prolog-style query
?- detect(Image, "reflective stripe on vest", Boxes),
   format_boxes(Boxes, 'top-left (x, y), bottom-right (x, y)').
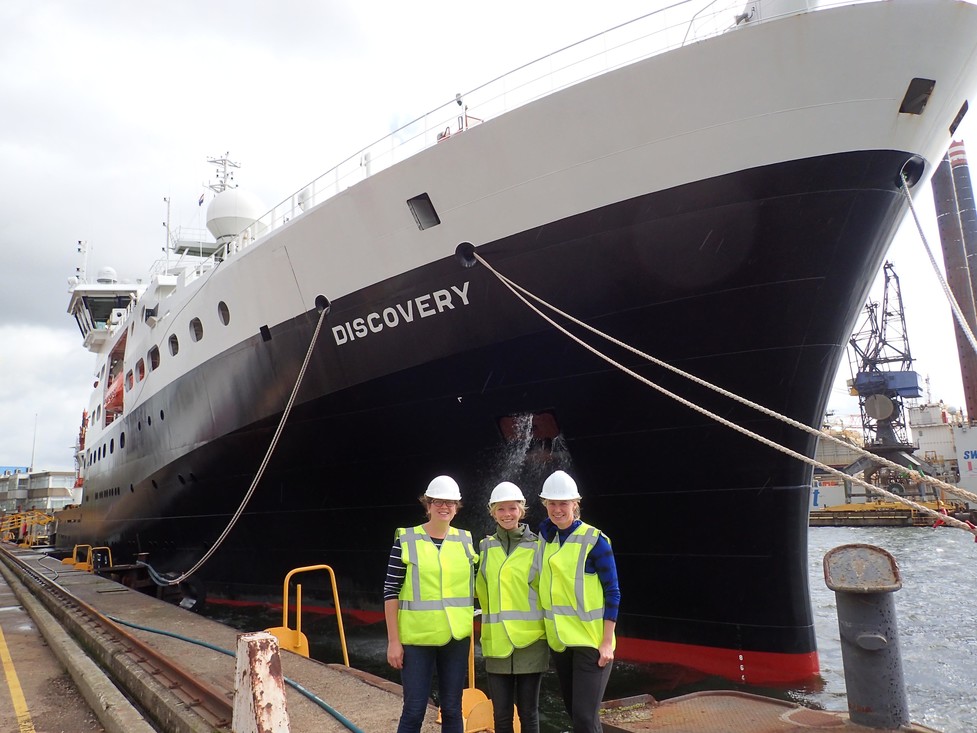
top-left (538, 523), bottom-right (613, 651)
top-left (475, 534), bottom-right (545, 657)
top-left (397, 525), bottom-right (475, 645)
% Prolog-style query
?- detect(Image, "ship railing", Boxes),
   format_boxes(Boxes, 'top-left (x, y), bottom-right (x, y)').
top-left (194, 0), bottom-right (867, 272)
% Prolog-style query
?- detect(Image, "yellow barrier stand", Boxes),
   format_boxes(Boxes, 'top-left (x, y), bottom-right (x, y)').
top-left (265, 564), bottom-right (349, 666)
top-left (437, 634), bottom-right (522, 732)
top-left (65, 544), bottom-right (92, 568)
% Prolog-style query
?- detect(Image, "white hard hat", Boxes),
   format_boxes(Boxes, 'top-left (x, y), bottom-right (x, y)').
top-left (539, 470), bottom-right (581, 500)
top-left (425, 475), bottom-right (462, 501)
top-left (489, 481), bottom-right (525, 504)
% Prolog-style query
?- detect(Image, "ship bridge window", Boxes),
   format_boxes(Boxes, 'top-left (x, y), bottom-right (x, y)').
top-left (218, 301), bottom-right (230, 325)
top-left (406, 193), bottom-right (441, 230)
top-left (189, 317), bottom-right (203, 342)
top-left (148, 346), bottom-right (160, 371)
top-left (169, 334), bottom-right (179, 356)
top-left (84, 295), bottom-right (131, 330)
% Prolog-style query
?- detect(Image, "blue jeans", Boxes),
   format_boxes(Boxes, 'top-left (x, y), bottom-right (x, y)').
top-left (487, 672), bottom-right (541, 733)
top-left (397, 638), bottom-right (470, 733)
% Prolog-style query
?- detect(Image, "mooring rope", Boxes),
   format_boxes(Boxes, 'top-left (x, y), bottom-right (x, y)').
top-left (472, 251), bottom-right (977, 537)
top-left (142, 305), bottom-right (330, 586)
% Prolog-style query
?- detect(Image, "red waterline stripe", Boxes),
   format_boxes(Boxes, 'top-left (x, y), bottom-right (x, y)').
top-left (614, 636), bottom-right (820, 686)
top-left (206, 599), bottom-right (819, 685)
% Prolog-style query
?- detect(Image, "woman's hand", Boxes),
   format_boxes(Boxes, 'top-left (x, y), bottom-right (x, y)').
top-left (387, 640), bottom-right (404, 669)
top-left (597, 640), bottom-right (615, 668)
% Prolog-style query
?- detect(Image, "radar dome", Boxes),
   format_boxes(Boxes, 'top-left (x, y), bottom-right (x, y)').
top-left (96, 267), bottom-right (118, 283)
top-left (206, 188), bottom-right (267, 244)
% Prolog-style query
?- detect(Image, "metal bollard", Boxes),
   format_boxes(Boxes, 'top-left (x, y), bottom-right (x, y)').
top-left (823, 543), bottom-right (909, 729)
top-left (233, 631), bottom-right (291, 733)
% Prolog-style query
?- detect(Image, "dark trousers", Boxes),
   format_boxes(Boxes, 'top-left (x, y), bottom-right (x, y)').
top-left (487, 671), bottom-right (542, 733)
top-left (551, 647), bottom-right (613, 733)
top-left (397, 638), bottom-right (469, 733)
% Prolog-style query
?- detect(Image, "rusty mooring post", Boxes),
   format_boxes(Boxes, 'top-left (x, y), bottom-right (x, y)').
top-left (233, 631), bottom-right (290, 733)
top-left (823, 543), bottom-right (909, 729)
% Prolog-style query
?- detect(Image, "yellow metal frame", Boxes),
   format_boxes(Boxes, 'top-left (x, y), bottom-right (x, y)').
top-left (0, 510), bottom-right (55, 547)
top-left (62, 544), bottom-right (91, 567)
top-left (60, 544), bottom-right (113, 572)
top-left (265, 564), bottom-right (349, 665)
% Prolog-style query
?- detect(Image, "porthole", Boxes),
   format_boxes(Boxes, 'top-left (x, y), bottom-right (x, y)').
top-left (218, 301), bottom-right (230, 325)
top-left (136, 358), bottom-right (146, 381)
top-left (148, 345), bottom-right (160, 371)
top-left (147, 415), bottom-right (152, 426)
top-left (125, 370), bottom-right (134, 391)
top-left (159, 410), bottom-right (165, 421)
top-left (169, 334), bottom-right (179, 356)
top-left (189, 317), bottom-right (203, 342)
top-left (110, 438), bottom-right (114, 454)
top-left (120, 432), bottom-right (126, 449)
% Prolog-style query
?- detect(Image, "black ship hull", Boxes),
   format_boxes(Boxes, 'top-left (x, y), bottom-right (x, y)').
top-left (59, 149), bottom-right (911, 683)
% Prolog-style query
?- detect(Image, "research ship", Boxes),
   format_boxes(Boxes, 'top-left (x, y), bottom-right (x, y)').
top-left (57, 0), bottom-right (977, 685)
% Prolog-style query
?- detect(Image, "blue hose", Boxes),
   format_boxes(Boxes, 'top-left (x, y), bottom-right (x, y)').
top-left (106, 614), bottom-right (365, 733)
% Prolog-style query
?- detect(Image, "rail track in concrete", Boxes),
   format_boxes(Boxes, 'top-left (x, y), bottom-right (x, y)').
top-left (0, 545), bottom-right (233, 733)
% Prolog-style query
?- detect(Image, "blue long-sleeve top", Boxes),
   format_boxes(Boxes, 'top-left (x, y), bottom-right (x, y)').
top-left (538, 517), bottom-right (620, 623)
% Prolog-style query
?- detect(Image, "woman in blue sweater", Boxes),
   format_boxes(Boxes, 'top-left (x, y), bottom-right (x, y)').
top-left (537, 470), bottom-right (620, 733)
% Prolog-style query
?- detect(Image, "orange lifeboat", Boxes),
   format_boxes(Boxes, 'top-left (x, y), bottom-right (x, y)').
top-left (104, 373), bottom-right (123, 415)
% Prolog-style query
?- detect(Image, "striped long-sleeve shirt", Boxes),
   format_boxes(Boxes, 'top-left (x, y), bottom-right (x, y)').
top-left (382, 535), bottom-right (447, 601)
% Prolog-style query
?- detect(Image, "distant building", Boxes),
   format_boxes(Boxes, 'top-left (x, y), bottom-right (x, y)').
top-left (812, 402), bottom-right (967, 510)
top-left (813, 424), bottom-right (863, 508)
top-left (0, 469), bottom-right (80, 513)
top-left (909, 402), bottom-right (964, 485)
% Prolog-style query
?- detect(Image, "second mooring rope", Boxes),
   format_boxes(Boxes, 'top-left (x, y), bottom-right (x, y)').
top-left (473, 251), bottom-right (977, 538)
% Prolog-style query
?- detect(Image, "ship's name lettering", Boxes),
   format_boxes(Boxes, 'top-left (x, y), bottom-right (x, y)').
top-left (332, 281), bottom-right (471, 345)
top-left (965, 450), bottom-right (977, 460)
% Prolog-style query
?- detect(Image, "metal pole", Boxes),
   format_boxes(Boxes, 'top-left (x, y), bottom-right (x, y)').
top-left (824, 543), bottom-right (909, 729)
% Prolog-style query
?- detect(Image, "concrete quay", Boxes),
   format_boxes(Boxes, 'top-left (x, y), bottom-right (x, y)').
top-left (1, 542), bottom-right (949, 733)
top-left (0, 543), bottom-right (439, 733)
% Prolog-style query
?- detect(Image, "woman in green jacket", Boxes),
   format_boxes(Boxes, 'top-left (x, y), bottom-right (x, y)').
top-left (475, 481), bottom-right (547, 733)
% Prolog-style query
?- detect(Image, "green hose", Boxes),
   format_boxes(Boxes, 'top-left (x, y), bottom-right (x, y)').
top-left (106, 614), bottom-right (365, 733)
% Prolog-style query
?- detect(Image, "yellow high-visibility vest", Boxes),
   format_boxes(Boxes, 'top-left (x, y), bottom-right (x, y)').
top-left (475, 531), bottom-right (545, 657)
top-left (538, 523), bottom-right (614, 652)
top-left (397, 525), bottom-right (475, 645)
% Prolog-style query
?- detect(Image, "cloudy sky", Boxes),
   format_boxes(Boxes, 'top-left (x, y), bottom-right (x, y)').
top-left (1, 1), bottom-right (974, 471)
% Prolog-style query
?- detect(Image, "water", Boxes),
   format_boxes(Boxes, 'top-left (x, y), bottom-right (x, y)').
top-left (801, 526), bottom-right (977, 733)
top-left (201, 526), bottom-right (977, 732)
